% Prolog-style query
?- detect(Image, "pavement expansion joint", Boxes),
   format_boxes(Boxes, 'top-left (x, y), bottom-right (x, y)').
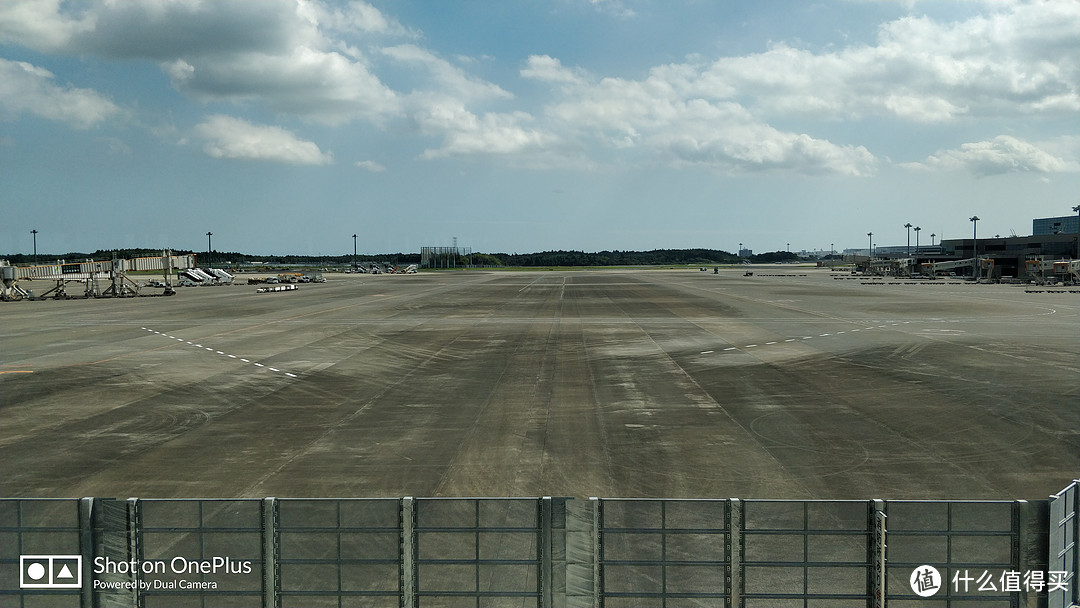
top-left (141, 327), bottom-right (298, 378)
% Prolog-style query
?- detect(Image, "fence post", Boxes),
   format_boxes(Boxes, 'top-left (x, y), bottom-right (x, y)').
top-left (261, 497), bottom-right (279, 608)
top-left (401, 497), bottom-right (416, 608)
top-left (564, 497), bottom-right (600, 607)
top-left (727, 498), bottom-right (741, 608)
top-left (79, 498), bottom-right (94, 608)
top-left (126, 498), bottom-right (140, 608)
top-left (539, 497), bottom-right (555, 607)
top-left (872, 499), bottom-right (886, 608)
top-left (1016, 499), bottom-right (1049, 608)
top-left (1048, 480), bottom-right (1079, 608)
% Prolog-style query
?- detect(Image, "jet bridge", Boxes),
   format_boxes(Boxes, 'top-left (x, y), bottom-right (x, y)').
top-left (920, 257), bottom-right (998, 280)
top-left (1, 252), bottom-right (196, 300)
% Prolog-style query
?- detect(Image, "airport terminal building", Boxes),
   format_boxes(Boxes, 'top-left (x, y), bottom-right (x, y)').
top-left (850, 215), bottom-right (1079, 281)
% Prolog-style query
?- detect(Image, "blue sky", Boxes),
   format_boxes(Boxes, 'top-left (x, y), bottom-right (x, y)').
top-left (2, 0), bottom-right (1077, 256)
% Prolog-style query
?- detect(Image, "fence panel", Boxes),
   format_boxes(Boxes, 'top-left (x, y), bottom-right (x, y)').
top-left (1049, 480), bottom-right (1079, 608)
top-left (741, 500), bottom-right (873, 608)
top-left (277, 498), bottom-right (401, 608)
top-left (599, 498), bottom-right (729, 607)
top-left (884, 500), bottom-right (1046, 608)
top-left (414, 498), bottom-right (542, 607)
top-left (0, 498), bottom-right (83, 608)
top-left (136, 499), bottom-right (265, 608)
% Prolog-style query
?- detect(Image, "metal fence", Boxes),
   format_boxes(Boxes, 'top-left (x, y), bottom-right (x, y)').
top-left (2, 483), bottom-right (1077, 608)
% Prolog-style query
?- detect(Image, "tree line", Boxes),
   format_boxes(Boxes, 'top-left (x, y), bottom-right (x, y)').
top-left (4, 248), bottom-right (801, 267)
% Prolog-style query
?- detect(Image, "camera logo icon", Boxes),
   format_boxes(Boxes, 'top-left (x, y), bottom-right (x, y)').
top-left (20, 555), bottom-right (82, 588)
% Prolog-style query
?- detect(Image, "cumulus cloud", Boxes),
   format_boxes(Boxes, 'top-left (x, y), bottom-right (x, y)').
top-left (521, 55), bottom-right (588, 87)
top-left (1, 0), bottom-right (404, 125)
top-left (3, 0), bottom-right (1074, 176)
top-left (538, 67), bottom-right (877, 175)
top-left (414, 101), bottom-right (555, 159)
top-left (906, 135), bottom-right (1077, 176)
top-left (0, 58), bottom-right (120, 128)
top-left (696, 1), bottom-right (1079, 121)
top-left (0, 0), bottom-right (95, 52)
top-left (165, 46), bottom-right (400, 125)
top-left (193, 115), bottom-right (333, 165)
top-left (355, 160), bottom-right (386, 172)
top-left (383, 45), bottom-right (511, 104)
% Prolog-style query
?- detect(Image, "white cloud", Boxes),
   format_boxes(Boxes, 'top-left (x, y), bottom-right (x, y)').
top-left (355, 160), bottom-right (386, 172)
top-left (1, 0), bottom-right (405, 125)
top-left (521, 55), bottom-right (588, 87)
top-left (414, 101), bottom-right (555, 159)
top-left (0, 0), bottom-right (95, 52)
top-left (194, 115), bottom-right (333, 165)
top-left (167, 46), bottom-right (401, 126)
top-left (906, 135), bottom-right (1077, 176)
top-left (539, 68), bottom-right (876, 175)
top-left (695, 2), bottom-right (1080, 122)
top-left (583, 0), bottom-right (636, 19)
top-left (296, 0), bottom-right (407, 37)
top-left (383, 45), bottom-right (511, 103)
top-left (0, 58), bottom-right (120, 128)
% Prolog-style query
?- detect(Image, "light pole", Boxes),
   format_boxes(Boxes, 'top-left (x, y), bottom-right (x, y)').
top-left (969, 216), bottom-right (979, 280)
top-left (931, 233), bottom-right (936, 247)
top-left (352, 234), bottom-right (357, 269)
top-left (914, 226), bottom-right (921, 254)
top-left (206, 231), bottom-right (213, 268)
top-left (1073, 204), bottom-right (1079, 259)
top-left (31, 229), bottom-right (38, 265)
top-left (904, 222), bottom-right (913, 257)
top-left (867, 232), bottom-right (873, 258)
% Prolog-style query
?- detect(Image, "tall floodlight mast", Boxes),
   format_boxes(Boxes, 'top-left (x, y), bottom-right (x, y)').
top-left (969, 216), bottom-right (980, 280)
top-left (1073, 204), bottom-right (1079, 259)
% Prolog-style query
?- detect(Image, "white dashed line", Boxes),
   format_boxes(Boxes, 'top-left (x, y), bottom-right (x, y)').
top-left (697, 320), bottom-right (921, 358)
top-left (143, 327), bottom-right (297, 379)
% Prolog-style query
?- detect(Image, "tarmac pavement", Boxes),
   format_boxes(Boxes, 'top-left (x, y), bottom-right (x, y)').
top-left (1, 268), bottom-right (1076, 500)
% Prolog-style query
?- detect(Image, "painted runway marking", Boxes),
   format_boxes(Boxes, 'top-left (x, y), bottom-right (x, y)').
top-left (142, 328), bottom-right (298, 379)
top-left (703, 320), bottom-right (920, 358)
